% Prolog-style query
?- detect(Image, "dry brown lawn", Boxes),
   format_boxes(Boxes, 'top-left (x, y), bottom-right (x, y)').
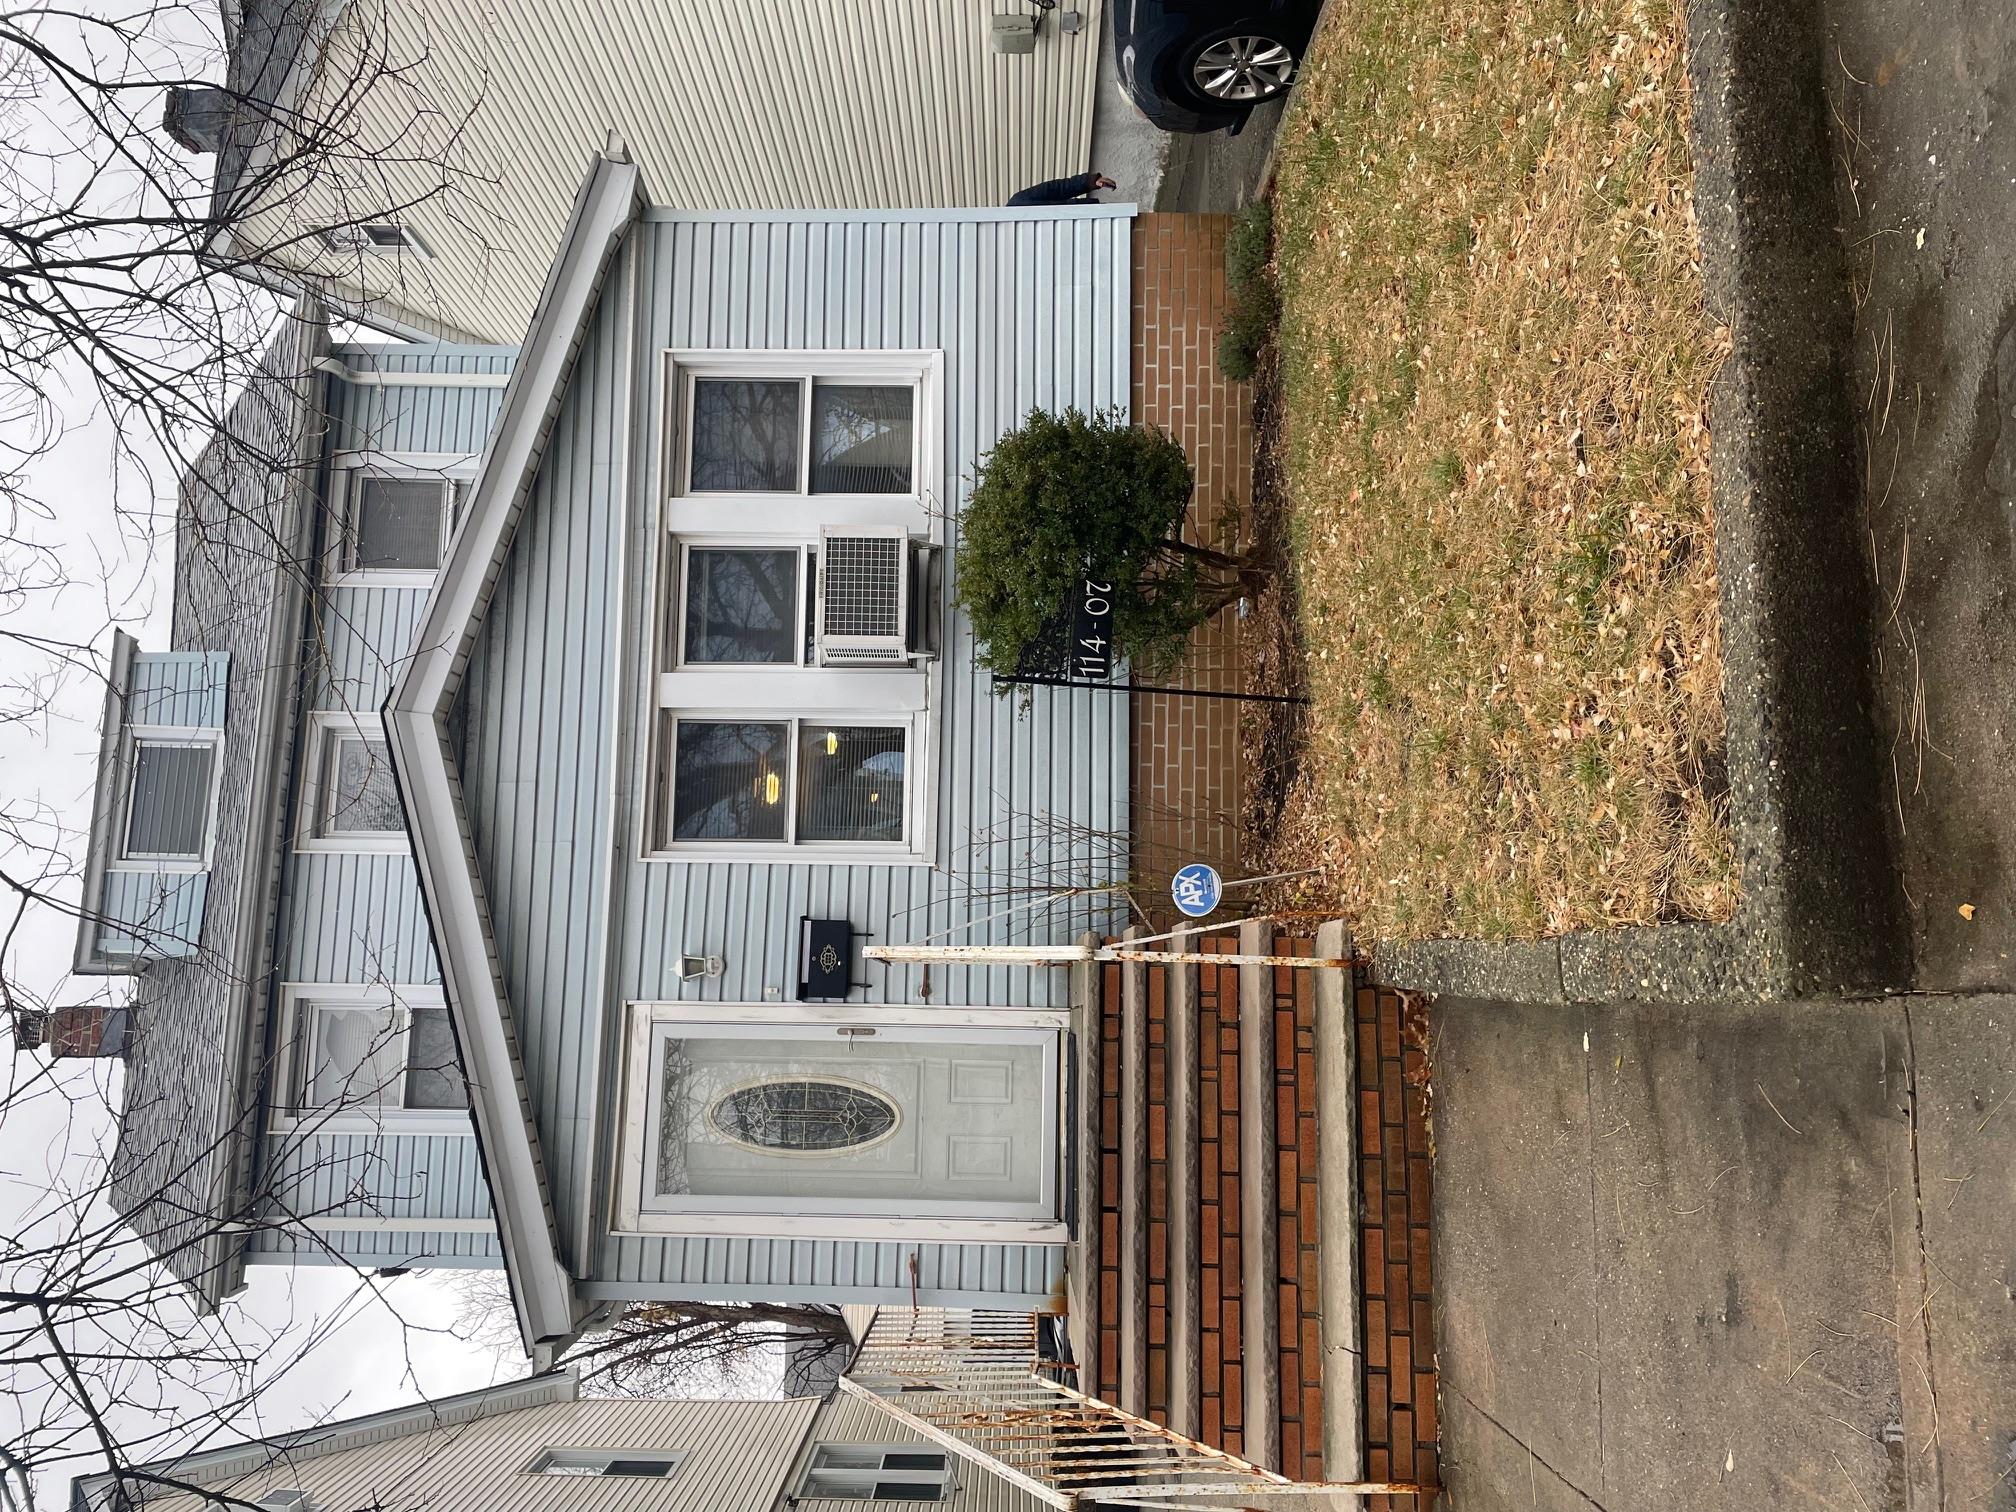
top-left (1265, 0), bottom-right (1735, 939)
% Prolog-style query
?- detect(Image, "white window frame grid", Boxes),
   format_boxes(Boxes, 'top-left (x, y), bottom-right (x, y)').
top-left (296, 711), bottom-right (408, 854)
top-left (798, 1445), bottom-right (954, 1502)
top-left (108, 726), bottom-right (224, 874)
top-left (321, 223), bottom-right (433, 259)
top-left (523, 1449), bottom-right (687, 1479)
top-left (670, 351), bottom-right (941, 517)
top-left (650, 709), bottom-right (926, 862)
top-left (648, 351), bottom-right (944, 867)
top-left (671, 539), bottom-right (818, 671)
top-left (324, 451), bottom-right (476, 588)
top-left (271, 983), bottom-right (472, 1136)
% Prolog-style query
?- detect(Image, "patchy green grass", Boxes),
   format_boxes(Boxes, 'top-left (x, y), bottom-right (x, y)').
top-left (1265, 0), bottom-right (1735, 939)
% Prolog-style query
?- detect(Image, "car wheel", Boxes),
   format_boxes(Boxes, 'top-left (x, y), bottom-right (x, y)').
top-left (1184, 30), bottom-right (1299, 106)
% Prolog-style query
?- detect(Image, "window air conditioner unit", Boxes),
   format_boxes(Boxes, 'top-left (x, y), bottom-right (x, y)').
top-left (817, 528), bottom-right (924, 668)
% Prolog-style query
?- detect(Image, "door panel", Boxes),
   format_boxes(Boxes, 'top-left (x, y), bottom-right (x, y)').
top-left (640, 1023), bottom-right (1059, 1221)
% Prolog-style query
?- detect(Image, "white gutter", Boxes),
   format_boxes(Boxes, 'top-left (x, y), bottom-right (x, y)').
top-left (313, 357), bottom-right (511, 388)
top-left (382, 142), bottom-right (641, 1357)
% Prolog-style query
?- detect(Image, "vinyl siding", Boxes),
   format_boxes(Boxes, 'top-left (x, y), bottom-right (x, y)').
top-left (458, 206), bottom-right (1129, 1307)
top-left (244, 1), bottom-right (1103, 344)
top-left (797, 1394), bottom-right (1054, 1512)
top-left (140, 1395), bottom-right (819, 1512)
top-left (127, 650), bottom-right (232, 727)
top-left (249, 345), bottom-right (515, 1268)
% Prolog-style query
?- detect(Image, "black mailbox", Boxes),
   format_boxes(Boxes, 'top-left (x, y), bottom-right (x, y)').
top-left (797, 917), bottom-right (854, 1001)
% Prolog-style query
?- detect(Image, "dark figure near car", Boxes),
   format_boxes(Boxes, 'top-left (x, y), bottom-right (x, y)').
top-left (1007, 171), bottom-right (1119, 206)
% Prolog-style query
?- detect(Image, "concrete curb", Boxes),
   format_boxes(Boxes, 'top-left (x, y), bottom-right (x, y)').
top-left (1373, 0), bottom-right (1908, 1007)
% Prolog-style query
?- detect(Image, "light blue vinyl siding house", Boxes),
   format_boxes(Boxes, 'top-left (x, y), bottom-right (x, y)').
top-left (76, 144), bottom-right (1135, 1340)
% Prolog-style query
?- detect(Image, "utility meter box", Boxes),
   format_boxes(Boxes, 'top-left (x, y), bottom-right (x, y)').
top-left (990, 13), bottom-right (1039, 53)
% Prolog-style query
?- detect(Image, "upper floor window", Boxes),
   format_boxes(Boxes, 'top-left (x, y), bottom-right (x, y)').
top-left (113, 730), bottom-right (220, 872)
top-left (320, 223), bottom-right (432, 258)
top-left (527, 1449), bottom-right (686, 1479)
top-left (798, 1446), bottom-right (951, 1502)
top-left (325, 454), bottom-right (474, 586)
top-left (276, 986), bottom-right (469, 1132)
top-left (298, 713), bottom-right (406, 853)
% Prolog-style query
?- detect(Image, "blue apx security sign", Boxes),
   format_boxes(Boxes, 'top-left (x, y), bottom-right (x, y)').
top-left (1170, 863), bottom-right (1223, 919)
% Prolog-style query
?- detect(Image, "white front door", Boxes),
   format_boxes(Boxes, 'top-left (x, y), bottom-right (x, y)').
top-left (635, 1020), bottom-right (1060, 1223)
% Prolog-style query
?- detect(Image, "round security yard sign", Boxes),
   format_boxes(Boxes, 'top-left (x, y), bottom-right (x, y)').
top-left (1171, 863), bottom-right (1223, 919)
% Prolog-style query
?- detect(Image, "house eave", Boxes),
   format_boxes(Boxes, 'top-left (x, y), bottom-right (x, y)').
top-left (71, 629), bottom-right (138, 975)
top-left (381, 141), bottom-right (642, 1356)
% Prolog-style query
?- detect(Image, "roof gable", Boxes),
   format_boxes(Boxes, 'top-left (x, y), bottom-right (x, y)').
top-left (382, 143), bottom-right (641, 1355)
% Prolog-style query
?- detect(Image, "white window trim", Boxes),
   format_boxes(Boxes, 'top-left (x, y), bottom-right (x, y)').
top-left (108, 726), bottom-right (224, 874)
top-left (322, 222), bottom-right (434, 259)
top-left (524, 1449), bottom-right (687, 1478)
top-left (647, 350), bottom-right (945, 868)
top-left (323, 451), bottom-right (477, 588)
top-left (666, 349), bottom-right (944, 524)
top-left (646, 708), bottom-right (930, 864)
top-left (296, 711), bottom-right (408, 854)
top-left (270, 983), bottom-right (473, 1136)
top-left (799, 1446), bottom-right (954, 1502)
top-left (669, 538), bottom-right (817, 672)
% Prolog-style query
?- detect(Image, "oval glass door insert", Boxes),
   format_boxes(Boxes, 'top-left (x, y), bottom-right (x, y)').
top-left (708, 1076), bottom-right (899, 1155)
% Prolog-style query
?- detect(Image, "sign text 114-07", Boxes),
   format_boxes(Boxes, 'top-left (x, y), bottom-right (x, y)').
top-left (1071, 578), bottom-right (1115, 681)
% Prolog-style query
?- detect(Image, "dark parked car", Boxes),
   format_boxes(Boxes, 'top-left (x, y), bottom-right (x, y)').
top-left (1112, 0), bottom-right (1323, 132)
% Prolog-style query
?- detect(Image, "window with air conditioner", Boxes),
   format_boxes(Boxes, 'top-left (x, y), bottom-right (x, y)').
top-left (325, 454), bottom-right (474, 585)
top-left (797, 1446), bottom-right (951, 1502)
top-left (276, 987), bottom-right (469, 1132)
top-left (650, 352), bottom-right (941, 862)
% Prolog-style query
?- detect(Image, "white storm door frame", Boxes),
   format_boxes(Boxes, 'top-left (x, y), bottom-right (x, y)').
top-left (612, 1001), bottom-right (1067, 1244)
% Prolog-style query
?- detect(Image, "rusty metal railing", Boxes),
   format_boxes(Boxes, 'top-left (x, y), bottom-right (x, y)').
top-left (840, 1308), bottom-right (1419, 1509)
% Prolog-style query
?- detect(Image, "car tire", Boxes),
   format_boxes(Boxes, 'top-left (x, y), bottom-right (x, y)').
top-left (1178, 27), bottom-right (1300, 110)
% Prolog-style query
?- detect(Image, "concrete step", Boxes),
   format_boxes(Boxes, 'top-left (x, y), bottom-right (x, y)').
top-left (1119, 925), bottom-right (1148, 1415)
top-left (1237, 919), bottom-right (1282, 1472)
top-left (1165, 930), bottom-right (1201, 1439)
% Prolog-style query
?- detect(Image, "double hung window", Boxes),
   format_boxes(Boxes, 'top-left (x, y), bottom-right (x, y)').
top-left (652, 352), bottom-right (940, 861)
top-left (526, 1449), bottom-right (685, 1479)
top-left (115, 732), bottom-right (220, 870)
top-left (298, 713), bottom-right (405, 853)
top-left (326, 454), bottom-right (474, 585)
top-left (798, 1446), bottom-right (951, 1502)
top-left (279, 987), bottom-right (468, 1130)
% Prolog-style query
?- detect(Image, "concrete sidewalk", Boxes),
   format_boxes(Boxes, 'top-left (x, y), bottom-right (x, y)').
top-left (1430, 993), bottom-right (2016, 1511)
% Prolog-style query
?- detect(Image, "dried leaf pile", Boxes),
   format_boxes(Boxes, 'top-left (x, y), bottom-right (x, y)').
top-left (1267, 0), bottom-right (1736, 938)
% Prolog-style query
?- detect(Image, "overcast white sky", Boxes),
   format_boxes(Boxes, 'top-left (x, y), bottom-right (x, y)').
top-left (0, 12), bottom-right (517, 1506)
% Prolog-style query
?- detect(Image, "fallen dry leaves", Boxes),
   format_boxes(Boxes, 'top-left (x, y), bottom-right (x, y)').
top-left (1264, 0), bottom-right (1736, 939)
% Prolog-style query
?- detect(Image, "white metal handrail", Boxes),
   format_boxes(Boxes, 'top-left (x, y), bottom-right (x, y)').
top-left (841, 1308), bottom-right (1419, 1509)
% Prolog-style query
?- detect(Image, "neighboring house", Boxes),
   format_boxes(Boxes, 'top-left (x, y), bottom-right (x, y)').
top-left (62, 148), bottom-right (1139, 1346)
top-left (69, 1364), bottom-right (1049, 1512)
top-left (177, 0), bottom-right (1107, 343)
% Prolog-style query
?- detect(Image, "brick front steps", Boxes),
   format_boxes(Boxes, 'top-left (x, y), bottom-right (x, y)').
top-left (1067, 926), bottom-right (1442, 1506)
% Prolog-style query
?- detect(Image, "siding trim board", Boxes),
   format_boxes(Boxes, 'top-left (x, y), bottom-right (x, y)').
top-left (384, 144), bottom-right (643, 1355)
top-left (640, 206), bottom-right (1138, 226)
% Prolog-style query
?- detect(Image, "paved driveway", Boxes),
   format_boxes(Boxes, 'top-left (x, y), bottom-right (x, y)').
top-left (1430, 993), bottom-right (2016, 1510)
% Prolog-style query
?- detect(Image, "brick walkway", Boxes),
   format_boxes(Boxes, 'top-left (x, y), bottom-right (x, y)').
top-left (1129, 213), bottom-right (1252, 888)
